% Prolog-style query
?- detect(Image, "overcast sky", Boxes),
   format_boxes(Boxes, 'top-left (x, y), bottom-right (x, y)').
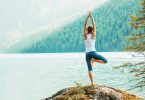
top-left (0, 0), bottom-right (108, 45)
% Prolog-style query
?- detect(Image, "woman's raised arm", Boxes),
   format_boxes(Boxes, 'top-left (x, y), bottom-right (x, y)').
top-left (90, 13), bottom-right (96, 39)
top-left (84, 15), bottom-right (89, 40)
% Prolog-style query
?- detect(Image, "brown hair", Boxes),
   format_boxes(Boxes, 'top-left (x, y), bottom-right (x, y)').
top-left (87, 25), bottom-right (93, 34)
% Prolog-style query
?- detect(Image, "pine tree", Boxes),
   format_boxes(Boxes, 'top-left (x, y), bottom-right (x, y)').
top-left (115, 0), bottom-right (145, 90)
top-left (126, 0), bottom-right (145, 52)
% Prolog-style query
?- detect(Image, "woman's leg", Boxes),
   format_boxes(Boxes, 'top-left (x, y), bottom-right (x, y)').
top-left (91, 52), bottom-right (108, 64)
top-left (87, 60), bottom-right (95, 85)
top-left (86, 55), bottom-right (96, 85)
top-left (88, 71), bottom-right (95, 86)
top-left (91, 58), bottom-right (105, 67)
top-left (91, 58), bottom-right (105, 64)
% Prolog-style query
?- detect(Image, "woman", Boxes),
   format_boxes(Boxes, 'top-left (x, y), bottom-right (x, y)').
top-left (84, 11), bottom-right (108, 86)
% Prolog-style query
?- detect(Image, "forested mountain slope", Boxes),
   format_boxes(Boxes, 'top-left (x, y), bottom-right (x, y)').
top-left (5, 0), bottom-right (140, 53)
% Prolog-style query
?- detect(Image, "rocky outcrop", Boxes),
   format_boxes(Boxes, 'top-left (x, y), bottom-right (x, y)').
top-left (42, 85), bottom-right (144, 100)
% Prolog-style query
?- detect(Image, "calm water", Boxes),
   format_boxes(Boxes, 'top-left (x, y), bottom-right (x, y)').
top-left (0, 52), bottom-right (144, 100)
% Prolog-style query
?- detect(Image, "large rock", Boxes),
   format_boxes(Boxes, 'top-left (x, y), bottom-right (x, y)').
top-left (42, 85), bottom-right (143, 100)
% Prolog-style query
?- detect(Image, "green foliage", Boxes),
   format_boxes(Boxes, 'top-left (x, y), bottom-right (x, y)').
top-left (125, 0), bottom-right (145, 89)
top-left (125, 0), bottom-right (145, 52)
top-left (115, 0), bottom-right (145, 90)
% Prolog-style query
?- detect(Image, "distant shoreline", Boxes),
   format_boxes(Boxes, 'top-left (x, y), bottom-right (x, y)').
top-left (0, 52), bottom-right (144, 61)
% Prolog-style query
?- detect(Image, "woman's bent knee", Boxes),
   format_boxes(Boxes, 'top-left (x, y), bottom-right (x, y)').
top-left (104, 59), bottom-right (108, 63)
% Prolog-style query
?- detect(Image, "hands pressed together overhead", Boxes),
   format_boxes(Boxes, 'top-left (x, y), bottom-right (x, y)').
top-left (88, 11), bottom-right (93, 18)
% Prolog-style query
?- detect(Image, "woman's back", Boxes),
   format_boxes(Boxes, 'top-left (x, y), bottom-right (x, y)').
top-left (85, 34), bottom-right (96, 52)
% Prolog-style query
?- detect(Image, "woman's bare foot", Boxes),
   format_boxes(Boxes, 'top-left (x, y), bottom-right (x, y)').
top-left (91, 83), bottom-right (99, 87)
top-left (90, 83), bottom-right (100, 92)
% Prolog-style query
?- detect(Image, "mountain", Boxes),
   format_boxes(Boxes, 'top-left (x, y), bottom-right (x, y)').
top-left (4, 0), bottom-right (140, 53)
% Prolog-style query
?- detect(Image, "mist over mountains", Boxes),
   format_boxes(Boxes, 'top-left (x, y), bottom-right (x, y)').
top-left (2, 0), bottom-right (140, 53)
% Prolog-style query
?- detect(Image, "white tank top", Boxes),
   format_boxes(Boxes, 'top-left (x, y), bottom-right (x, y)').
top-left (85, 34), bottom-right (96, 52)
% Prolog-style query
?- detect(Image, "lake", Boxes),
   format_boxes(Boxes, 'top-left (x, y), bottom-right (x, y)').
top-left (0, 52), bottom-right (144, 100)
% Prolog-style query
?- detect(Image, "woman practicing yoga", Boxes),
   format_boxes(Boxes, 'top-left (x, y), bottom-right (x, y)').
top-left (84, 11), bottom-right (108, 86)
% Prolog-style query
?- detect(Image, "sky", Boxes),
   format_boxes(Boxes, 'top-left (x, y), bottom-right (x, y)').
top-left (0, 0), bottom-right (108, 48)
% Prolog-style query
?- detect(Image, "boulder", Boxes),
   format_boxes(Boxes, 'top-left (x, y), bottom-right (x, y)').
top-left (42, 85), bottom-right (143, 100)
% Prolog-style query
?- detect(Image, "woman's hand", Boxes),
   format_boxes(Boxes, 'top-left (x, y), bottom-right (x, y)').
top-left (88, 11), bottom-right (92, 17)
